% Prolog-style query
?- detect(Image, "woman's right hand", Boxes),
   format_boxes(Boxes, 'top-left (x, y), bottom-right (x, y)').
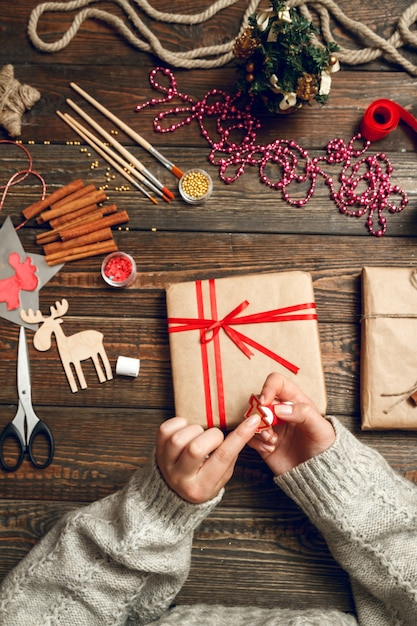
top-left (248, 373), bottom-right (336, 476)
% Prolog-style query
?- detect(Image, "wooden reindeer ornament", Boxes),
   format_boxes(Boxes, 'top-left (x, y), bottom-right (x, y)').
top-left (21, 299), bottom-right (113, 393)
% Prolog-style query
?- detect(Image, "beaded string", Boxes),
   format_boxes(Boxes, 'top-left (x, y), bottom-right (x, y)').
top-left (136, 67), bottom-right (408, 237)
top-left (0, 140), bottom-right (47, 229)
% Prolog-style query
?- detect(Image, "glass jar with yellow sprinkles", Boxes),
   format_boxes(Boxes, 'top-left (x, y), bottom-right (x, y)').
top-left (178, 168), bottom-right (213, 204)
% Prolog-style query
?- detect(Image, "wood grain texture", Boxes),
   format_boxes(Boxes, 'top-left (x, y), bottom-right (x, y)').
top-left (1, 0), bottom-right (417, 614)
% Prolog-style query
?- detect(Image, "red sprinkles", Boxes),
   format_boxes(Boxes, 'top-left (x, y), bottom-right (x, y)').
top-left (104, 255), bottom-right (133, 282)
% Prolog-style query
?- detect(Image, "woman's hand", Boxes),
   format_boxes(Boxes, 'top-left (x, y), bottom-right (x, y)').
top-left (156, 413), bottom-right (261, 504)
top-left (248, 372), bottom-right (336, 476)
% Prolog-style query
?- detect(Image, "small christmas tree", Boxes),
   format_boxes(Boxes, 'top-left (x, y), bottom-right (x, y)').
top-left (233, 0), bottom-right (339, 114)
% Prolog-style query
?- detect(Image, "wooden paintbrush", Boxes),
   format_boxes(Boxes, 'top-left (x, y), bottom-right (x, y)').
top-left (58, 110), bottom-right (171, 203)
top-left (57, 110), bottom-right (159, 204)
top-left (66, 97), bottom-right (174, 200)
top-left (70, 82), bottom-right (184, 179)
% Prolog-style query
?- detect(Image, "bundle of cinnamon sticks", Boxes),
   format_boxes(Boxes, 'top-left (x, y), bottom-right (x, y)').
top-left (22, 179), bottom-right (129, 266)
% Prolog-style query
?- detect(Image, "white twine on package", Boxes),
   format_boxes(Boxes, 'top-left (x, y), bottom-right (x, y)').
top-left (27, 0), bottom-right (417, 74)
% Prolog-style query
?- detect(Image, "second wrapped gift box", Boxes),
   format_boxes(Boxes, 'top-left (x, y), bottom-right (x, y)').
top-left (361, 266), bottom-right (417, 429)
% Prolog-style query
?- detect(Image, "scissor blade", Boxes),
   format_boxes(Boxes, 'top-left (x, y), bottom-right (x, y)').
top-left (17, 325), bottom-right (32, 404)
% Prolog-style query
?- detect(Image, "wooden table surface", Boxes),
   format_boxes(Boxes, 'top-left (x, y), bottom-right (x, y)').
top-left (1, 0), bottom-right (417, 615)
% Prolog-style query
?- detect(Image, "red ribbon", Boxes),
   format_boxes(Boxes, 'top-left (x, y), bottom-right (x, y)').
top-left (168, 279), bottom-right (318, 429)
top-left (361, 99), bottom-right (417, 142)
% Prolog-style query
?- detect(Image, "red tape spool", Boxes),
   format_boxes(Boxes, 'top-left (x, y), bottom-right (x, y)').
top-left (361, 98), bottom-right (417, 142)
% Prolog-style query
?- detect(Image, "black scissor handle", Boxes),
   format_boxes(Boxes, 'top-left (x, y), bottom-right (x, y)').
top-left (27, 420), bottom-right (54, 469)
top-left (0, 422), bottom-right (25, 472)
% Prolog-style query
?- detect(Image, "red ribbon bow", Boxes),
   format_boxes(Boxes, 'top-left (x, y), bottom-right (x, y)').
top-left (168, 279), bottom-right (318, 429)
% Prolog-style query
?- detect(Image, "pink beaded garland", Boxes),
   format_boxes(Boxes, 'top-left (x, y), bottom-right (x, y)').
top-left (136, 67), bottom-right (409, 237)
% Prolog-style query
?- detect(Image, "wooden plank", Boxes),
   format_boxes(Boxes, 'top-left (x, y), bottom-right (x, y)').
top-left (178, 507), bottom-right (354, 611)
top-left (7, 229), bottom-right (417, 323)
top-left (1, 229), bottom-right (417, 417)
top-left (0, 408), bottom-right (161, 501)
top-left (3, 319), bottom-right (360, 408)
top-left (0, 499), bottom-right (354, 611)
top-left (1, 426), bottom-right (415, 506)
top-left (1, 143), bottom-right (415, 237)
top-left (0, 407), bottom-right (416, 501)
top-left (1, 68), bottom-right (417, 149)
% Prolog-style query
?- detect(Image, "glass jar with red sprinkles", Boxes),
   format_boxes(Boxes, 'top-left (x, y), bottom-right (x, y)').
top-left (101, 252), bottom-right (137, 288)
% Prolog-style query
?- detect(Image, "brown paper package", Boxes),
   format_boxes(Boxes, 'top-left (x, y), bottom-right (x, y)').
top-left (361, 266), bottom-right (417, 429)
top-left (166, 271), bottom-right (327, 430)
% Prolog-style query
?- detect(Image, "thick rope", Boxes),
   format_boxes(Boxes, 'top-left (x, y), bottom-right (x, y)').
top-left (293, 0), bottom-right (417, 75)
top-left (27, 0), bottom-right (417, 74)
top-left (27, 0), bottom-right (260, 68)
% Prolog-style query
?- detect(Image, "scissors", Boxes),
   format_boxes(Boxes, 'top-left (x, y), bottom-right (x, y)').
top-left (0, 325), bottom-right (54, 471)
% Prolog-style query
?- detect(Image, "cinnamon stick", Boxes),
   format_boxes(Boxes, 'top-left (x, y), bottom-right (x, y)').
top-left (35, 231), bottom-right (61, 245)
top-left (36, 209), bottom-right (107, 244)
top-left (48, 203), bottom-right (99, 229)
top-left (39, 204), bottom-right (118, 238)
top-left (43, 227), bottom-right (113, 256)
top-left (56, 207), bottom-right (118, 235)
top-left (37, 188), bottom-right (108, 224)
top-left (49, 203), bottom-right (117, 229)
top-left (59, 210), bottom-right (129, 241)
top-left (45, 239), bottom-right (118, 266)
top-left (50, 183), bottom-right (96, 210)
top-left (22, 179), bottom-right (85, 220)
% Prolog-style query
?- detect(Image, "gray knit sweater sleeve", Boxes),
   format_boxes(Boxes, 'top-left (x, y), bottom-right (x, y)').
top-left (0, 457), bottom-right (223, 626)
top-left (1, 419), bottom-right (417, 626)
top-left (275, 417), bottom-right (417, 626)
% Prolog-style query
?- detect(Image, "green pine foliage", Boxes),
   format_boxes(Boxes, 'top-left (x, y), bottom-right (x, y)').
top-left (236, 0), bottom-right (339, 113)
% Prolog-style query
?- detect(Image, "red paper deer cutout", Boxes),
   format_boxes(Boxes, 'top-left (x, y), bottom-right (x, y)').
top-left (21, 299), bottom-right (113, 393)
top-left (0, 252), bottom-right (38, 310)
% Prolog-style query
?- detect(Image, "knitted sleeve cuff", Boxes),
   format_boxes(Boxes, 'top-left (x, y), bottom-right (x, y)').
top-left (273, 417), bottom-right (391, 523)
top-left (122, 454), bottom-right (224, 537)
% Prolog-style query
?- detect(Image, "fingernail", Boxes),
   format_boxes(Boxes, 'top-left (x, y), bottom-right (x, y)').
top-left (246, 414), bottom-right (261, 427)
top-left (275, 402), bottom-right (294, 416)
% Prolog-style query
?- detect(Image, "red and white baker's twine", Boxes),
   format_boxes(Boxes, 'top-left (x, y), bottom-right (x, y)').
top-left (0, 140), bottom-right (46, 229)
top-left (136, 67), bottom-right (409, 237)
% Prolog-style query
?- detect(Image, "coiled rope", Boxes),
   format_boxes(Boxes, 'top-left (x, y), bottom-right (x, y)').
top-left (27, 0), bottom-right (417, 74)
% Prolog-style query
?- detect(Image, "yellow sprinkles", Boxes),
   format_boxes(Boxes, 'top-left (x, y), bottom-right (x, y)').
top-left (180, 169), bottom-right (211, 200)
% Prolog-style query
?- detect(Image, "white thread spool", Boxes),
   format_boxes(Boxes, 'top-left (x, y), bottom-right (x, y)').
top-left (116, 356), bottom-right (140, 377)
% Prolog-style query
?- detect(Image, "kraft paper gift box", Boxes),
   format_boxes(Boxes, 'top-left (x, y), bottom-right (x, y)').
top-left (361, 266), bottom-right (417, 430)
top-left (166, 271), bottom-right (327, 430)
